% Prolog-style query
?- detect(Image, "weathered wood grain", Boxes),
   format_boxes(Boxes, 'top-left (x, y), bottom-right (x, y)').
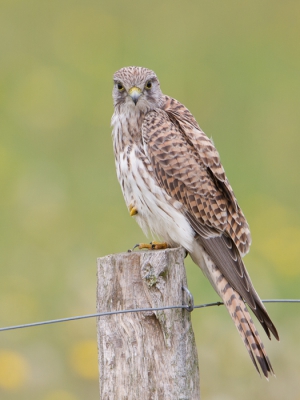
top-left (97, 247), bottom-right (200, 400)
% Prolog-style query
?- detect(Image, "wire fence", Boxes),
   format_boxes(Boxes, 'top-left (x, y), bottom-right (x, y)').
top-left (0, 299), bottom-right (299, 333)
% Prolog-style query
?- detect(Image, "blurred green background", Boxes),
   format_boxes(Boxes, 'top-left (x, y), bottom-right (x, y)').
top-left (1, 0), bottom-right (300, 399)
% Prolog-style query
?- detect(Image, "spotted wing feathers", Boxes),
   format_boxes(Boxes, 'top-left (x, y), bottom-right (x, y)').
top-left (142, 96), bottom-right (251, 253)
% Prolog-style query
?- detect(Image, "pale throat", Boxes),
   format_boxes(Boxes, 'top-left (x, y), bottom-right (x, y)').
top-left (118, 103), bottom-right (148, 145)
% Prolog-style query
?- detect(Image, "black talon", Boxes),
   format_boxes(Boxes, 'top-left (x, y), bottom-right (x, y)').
top-left (131, 243), bottom-right (140, 252)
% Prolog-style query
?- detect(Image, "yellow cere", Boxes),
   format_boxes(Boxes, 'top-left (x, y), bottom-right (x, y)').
top-left (128, 86), bottom-right (142, 96)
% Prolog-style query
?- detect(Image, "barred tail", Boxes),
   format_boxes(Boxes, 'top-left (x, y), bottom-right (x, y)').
top-left (191, 246), bottom-right (275, 378)
top-left (219, 274), bottom-right (274, 378)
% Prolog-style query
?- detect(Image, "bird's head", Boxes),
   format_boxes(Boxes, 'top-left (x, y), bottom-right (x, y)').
top-left (112, 66), bottom-right (164, 112)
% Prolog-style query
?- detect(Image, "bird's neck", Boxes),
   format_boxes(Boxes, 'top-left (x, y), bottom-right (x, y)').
top-left (112, 105), bottom-right (146, 149)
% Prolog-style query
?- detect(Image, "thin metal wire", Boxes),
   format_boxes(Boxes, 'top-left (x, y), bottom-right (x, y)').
top-left (0, 299), bottom-right (298, 333)
top-left (0, 305), bottom-right (189, 332)
top-left (194, 299), bottom-right (300, 309)
top-left (260, 299), bottom-right (300, 303)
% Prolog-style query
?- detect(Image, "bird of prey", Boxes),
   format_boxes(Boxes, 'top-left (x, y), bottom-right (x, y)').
top-left (111, 66), bottom-right (279, 378)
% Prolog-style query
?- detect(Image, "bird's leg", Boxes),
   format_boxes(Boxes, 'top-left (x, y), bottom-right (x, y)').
top-left (129, 203), bottom-right (138, 216)
top-left (131, 241), bottom-right (170, 251)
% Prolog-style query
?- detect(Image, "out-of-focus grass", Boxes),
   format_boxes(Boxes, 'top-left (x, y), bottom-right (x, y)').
top-left (0, 1), bottom-right (300, 399)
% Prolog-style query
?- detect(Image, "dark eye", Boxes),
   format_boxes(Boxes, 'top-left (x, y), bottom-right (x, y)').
top-left (117, 83), bottom-right (124, 91)
top-left (145, 81), bottom-right (152, 90)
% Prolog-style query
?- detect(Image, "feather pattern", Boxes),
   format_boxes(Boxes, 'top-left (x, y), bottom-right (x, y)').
top-left (111, 66), bottom-right (279, 378)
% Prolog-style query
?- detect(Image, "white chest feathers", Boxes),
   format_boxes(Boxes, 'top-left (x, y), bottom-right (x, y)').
top-left (113, 127), bottom-right (195, 252)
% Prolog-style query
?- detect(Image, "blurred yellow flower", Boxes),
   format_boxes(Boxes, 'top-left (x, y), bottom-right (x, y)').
top-left (43, 390), bottom-right (78, 400)
top-left (69, 340), bottom-right (98, 380)
top-left (0, 350), bottom-right (29, 390)
top-left (260, 226), bottom-right (300, 276)
top-left (251, 195), bottom-right (300, 276)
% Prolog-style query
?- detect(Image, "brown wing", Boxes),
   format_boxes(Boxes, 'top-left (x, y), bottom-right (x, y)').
top-left (143, 96), bottom-right (251, 253)
top-left (163, 96), bottom-right (251, 255)
top-left (142, 99), bottom-right (279, 340)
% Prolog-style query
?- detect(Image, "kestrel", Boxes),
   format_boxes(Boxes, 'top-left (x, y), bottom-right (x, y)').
top-left (111, 66), bottom-right (279, 378)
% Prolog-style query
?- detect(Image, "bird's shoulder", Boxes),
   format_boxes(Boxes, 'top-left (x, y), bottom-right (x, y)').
top-left (161, 95), bottom-right (200, 129)
top-left (146, 95), bottom-right (228, 184)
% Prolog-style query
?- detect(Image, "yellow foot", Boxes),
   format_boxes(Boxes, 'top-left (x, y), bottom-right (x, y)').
top-left (151, 241), bottom-right (169, 250)
top-left (132, 241), bottom-right (170, 251)
top-left (129, 204), bottom-right (138, 217)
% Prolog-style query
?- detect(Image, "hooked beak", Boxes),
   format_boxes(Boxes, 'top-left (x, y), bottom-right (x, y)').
top-left (128, 86), bottom-right (142, 105)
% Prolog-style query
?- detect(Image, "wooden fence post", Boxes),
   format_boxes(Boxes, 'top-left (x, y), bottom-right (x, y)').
top-left (96, 247), bottom-right (200, 400)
